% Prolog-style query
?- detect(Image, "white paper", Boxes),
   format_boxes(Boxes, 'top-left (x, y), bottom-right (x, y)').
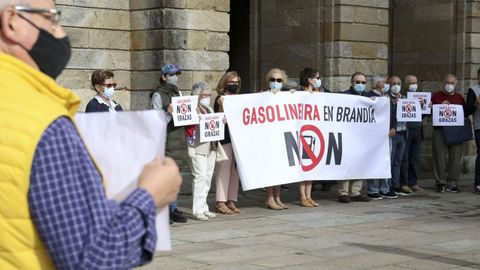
top-left (396, 99), bottom-right (422, 122)
top-left (199, 113), bottom-right (225, 142)
top-left (223, 92), bottom-right (391, 191)
top-left (407, 92), bottom-right (431, 114)
top-left (432, 104), bottom-right (464, 126)
top-left (75, 110), bottom-right (171, 251)
top-left (171, 96), bottom-right (199, 126)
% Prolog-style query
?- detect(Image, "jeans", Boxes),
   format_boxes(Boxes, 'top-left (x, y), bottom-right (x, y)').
top-left (474, 130), bottom-right (480, 187)
top-left (391, 132), bottom-right (406, 189)
top-left (400, 127), bottom-right (421, 186)
top-left (367, 179), bottom-right (390, 194)
top-left (169, 201), bottom-right (177, 213)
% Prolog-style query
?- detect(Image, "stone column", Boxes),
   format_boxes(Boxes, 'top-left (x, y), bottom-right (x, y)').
top-left (56, 0), bottom-right (132, 111)
top-left (130, 0), bottom-right (231, 171)
top-left (324, 0), bottom-right (389, 91)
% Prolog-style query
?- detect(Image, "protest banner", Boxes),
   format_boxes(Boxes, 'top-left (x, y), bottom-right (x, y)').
top-left (171, 96), bottom-right (199, 126)
top-left (396, 99), bottom-right (422, 122)
top-left (432, 104), bottom-right (464, 126)
top-left (199, 113), bottom-right (225, 142)
top-left (75, 110), bottom-right (170, 251)
top-left (223, 92), bottom-right (391, 190)
top-left (407, 92), bottom-right (431, 114)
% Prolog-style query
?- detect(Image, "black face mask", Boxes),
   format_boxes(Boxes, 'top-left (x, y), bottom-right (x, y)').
top-left (18, 14), bottom-right (71, 79)
top-left (226, 84), bottom-right (239, 93)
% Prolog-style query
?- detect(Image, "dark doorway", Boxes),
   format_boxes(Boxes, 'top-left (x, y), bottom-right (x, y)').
top-left (229, 0), bottom-right (250, 93)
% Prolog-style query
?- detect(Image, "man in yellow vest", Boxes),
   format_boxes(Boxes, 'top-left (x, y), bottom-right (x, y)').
top-left (0, 1), bottom-right (182, 269)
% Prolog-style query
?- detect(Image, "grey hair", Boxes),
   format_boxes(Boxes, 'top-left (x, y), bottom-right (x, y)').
top-left (0, 0), bottom-right (30, 11)
top-left (191, 81), bottom-right (211, 96)
top-left (371, 74), bottom-right (387, 85)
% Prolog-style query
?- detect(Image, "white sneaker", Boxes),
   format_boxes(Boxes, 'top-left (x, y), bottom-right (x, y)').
top-left (194, 214), bottom-right (208, 221)
top-left (204, 211), bottom-right (216, 218)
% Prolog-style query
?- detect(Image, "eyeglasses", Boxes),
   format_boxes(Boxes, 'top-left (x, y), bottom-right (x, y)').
top-left (14, 6), bottom-right (62, 25)
top-left (102, 83), bottom-right (117, 88)
top-left (354, 81), bottom-right (367, 84)
top-left (269, 78), bottom-right (283, 83)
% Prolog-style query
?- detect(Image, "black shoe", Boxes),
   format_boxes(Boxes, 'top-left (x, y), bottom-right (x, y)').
top-left (380, 191), bottom-right (398, 199)
top-left (445, 185), bottom-right (460, 193)
top-left (475, 186), bottom-right (480, 194)
top-left (170, 209), bottom-right (187, 223)
top-left (393, 187), bottom-right (411, 196)
top-left (169, 219), bottom-right (173, 225)
top-left (436, 183), bottom-right (446, 193)
top-left (338, 195), bottom-right (350, 203)
top-left (350, 194), bottom-right (371, 202)
top-left (280, 185), bottom-right (291, 191)
top-left (367, 193), bottom-right (383, 200)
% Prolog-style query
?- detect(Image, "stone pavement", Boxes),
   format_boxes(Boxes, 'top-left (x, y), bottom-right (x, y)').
top-left (139, 175), bottom-right (480, 270)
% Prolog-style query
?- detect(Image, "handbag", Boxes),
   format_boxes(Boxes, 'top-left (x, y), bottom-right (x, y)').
top-left (442, 118), bottom-right (473, 145)
top-left (216, 142), bottom-right (229, 162)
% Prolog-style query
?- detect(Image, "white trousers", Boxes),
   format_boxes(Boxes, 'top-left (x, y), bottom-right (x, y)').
top-left (191, 150), bottom-right (216, 215)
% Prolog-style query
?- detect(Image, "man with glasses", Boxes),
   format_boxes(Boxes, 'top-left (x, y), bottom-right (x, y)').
top-left (338, 72), bottom-right (371, 203)
top-left (0, 1), bottom-right (181, 269)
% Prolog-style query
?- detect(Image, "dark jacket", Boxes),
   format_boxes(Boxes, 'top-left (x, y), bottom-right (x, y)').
top-left (154, 83), bottom-right (181, 111)
top-left (343, 86), bottom-right (360, 95)
top-left (85, 97), bottom-right (123, 113)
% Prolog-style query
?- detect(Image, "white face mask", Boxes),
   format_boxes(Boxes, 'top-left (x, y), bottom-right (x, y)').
top-left (445, 84), bottom-right (455, 93)
top-left (383, 84), bottom-right (390, 93)
top-left (408, 84), bottom-right (418, 92)
top-left (199, 97), bottom-right (210, 107)
top-left (391, 84), bottom-right (401, 94)
top-left (103, 87), bottom-right (115, 99)
top-left (166, 75), bottom-right (178, 86)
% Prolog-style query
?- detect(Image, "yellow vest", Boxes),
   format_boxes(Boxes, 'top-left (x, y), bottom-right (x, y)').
top-left (0, 53), bottom-right (80, 270)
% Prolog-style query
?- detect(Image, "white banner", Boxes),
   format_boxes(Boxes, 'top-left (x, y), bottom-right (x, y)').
top-left (396, 99), bottom-right (422, 122)
top-left (432, 104), bottom-right (464, 126)
top-left (223, 92), bottom-right (391, 191)
top-left (172, 96), bottom-right (199, 126)
top-left (75, 110), bottom-right (170, 251)
top-left (407, 92), bottom-right (431, 114)
top-left (199, 113), bottom-right (225, 142)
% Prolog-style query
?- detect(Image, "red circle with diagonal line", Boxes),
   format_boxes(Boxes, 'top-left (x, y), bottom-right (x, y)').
top-left (209, 120), bottom-right (216, 130)
top-left (406, 104), bottom-right (412, 113)
top-left (180, 104), bottom-right (188, 114)
top-left (300, 124), bottom-right (325, 172)
top-left (444, 109), bottom-right (452, 118)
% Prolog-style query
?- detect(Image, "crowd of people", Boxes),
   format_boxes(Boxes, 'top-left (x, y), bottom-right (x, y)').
top-left (86, 62), bottom-right (480, 223)
top-left (2, 1), bottom-right (480, 269)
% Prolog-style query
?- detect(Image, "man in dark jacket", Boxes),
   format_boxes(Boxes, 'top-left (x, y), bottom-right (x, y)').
top-left (337, 72), bottom-right (371, 203)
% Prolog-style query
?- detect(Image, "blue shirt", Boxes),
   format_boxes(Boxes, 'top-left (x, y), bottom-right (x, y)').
top-left (29, 117), bottom-right (157, 270)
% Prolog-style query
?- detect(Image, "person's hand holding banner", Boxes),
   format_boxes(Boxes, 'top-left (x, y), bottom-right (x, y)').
top-left (171, 96), bottom-right (199, 126)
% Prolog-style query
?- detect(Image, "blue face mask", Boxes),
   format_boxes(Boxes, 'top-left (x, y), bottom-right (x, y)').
top-left (314, 79), bottom-right (322, 89)
top-left (270, 81), bottom-right (283, 90)
top-left (103, 87), bottom-right (115, 99)
top-left (354, 83), bottom-right (365, 93)
top-left (383, 84), bottom-right (390, 93)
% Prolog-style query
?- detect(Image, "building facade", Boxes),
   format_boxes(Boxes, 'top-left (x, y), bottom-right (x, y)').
top-left (56, 0), bottom-right (480, 173)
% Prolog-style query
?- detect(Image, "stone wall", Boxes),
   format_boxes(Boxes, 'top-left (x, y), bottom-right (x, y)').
top-left (250, 0), bottom-right (389, 92)
top-left (56, 0), bottom-right (231, 171)
top-left (56, 0), bottom-right (132, 111)
top-left (390, 0), bottom-right (479, 174)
